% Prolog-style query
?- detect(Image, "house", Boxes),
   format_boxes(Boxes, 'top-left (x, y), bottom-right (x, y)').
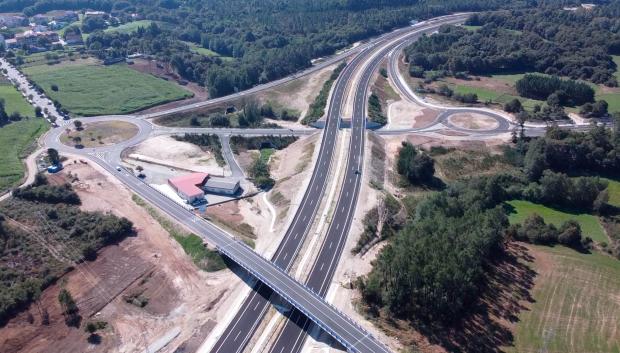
top-left (168, 173), bottom-right (209, 204)
top-left (168, 173), bottom-right (241, 203)
top-left (64, 31), bottom-right (83, 45)
top-left (84, 11), bottom-right (107, 18)
top-left (48, 20), bottom-right (68, 30)
top-left (53, 11), bottom-right (78, 22)
top-left (32, 14), bottom-right (49, 25)
top-left (204, 177), bottom-right (240, 195)
top-left (0, 15), bottom-right (27, 28)
top-left (31, 24), bottom-right (49, 33)
top-left (13, 30), bottom-right (59, 48)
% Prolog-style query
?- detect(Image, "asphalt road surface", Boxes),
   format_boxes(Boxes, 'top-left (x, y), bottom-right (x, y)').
top-left (209, 14), bottom-right (470, 353)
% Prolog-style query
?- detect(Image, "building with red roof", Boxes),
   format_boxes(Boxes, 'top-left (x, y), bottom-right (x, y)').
top-left (168, 173), bottom-right (209, 204)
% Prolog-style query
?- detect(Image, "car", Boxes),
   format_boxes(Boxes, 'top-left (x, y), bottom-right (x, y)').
top-left (354, 169), bottom-right (361, 175)
top-left (116, 166), bottom-right (122, 172)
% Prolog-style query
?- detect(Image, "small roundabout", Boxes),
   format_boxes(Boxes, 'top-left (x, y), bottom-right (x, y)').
top-left (46, 116), bottom-right (154, 155)
top-left (438, 109), bottom-right (512, 134)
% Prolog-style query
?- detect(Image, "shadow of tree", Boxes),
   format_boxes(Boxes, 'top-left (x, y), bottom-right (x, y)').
top-left (418, 242), bottom-right (537, 353)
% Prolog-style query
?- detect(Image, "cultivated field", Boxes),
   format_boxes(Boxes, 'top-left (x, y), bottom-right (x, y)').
top-left (507, 200), bottom-right (608, 243)
top-left (23, 61), bottom-right (192, 116)
top-left (507, 245), bottom-right (620, 353)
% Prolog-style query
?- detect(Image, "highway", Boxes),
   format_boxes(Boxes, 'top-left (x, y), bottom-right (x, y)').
top-left (209, 14), bottom-right (471, 353)
top-left (263, 14), bottom-right (471, 353)
top-left (41, 18), bottom-right (474, 353)
top-left (36, 12), bottom-right (540, 353)
top-left (207, 27), bottom-right (377, 353)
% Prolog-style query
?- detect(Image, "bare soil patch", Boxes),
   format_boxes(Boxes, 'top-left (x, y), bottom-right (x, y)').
top-left (269, 134), bottom-right (318, 227)
top-left (125, 135), bottom-right (223, 175)
top-left (0, 159), bottom-right (243, 353)
top-left (387, 100), bottom-right (439, 129)
top-left (448, 113), bottom-right (500, 130)
top-left (60, 121), bottom-right (138, 148)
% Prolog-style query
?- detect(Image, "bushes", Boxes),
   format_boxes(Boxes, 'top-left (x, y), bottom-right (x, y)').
top-left (580, 100), bottom-right (609, 118)
top-left (521, 124), bottom-right (620, 179)
top-left (396, 142), bottom-right (435, 186)
top-left (58, 288), bottom-right (80, 327)
top-left (509, 214), bottom-right (586, 249)
top-left (13, 183), bottom-right (81, 205)
top-left (302, 62), bottom-right (346, 125)
top-left (352, 194), bottom-right (402, 254)
top-left (360, 188), bottom-right (508, 324)
top-left (367, 92), bottom-right (386, 125)
top-left (229, 135), bottom-right (297, 152)
top-left (0, 185), bottom-right (134, 324)
top-left (249, 157), bottom-right (274, 190)
top-left (516, 74), bottom-right (595, 106)
top-left (521, 171), bottom-right (608, 212)
top-left (504, 98), bottom-right (523, 113)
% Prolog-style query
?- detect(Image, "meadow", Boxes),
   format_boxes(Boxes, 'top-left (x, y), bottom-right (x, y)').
top-left (506, 200), bottom-right (608, 243)
top-left (0, 83), bottom-right (35, 117)
top-left (507, 245), bottom-right (620, 353)
top-left (24, 61), bottom-right (192, 116)
top-left (0, 81), bottom-right (46, 193)
top-left (0, 118), bottom-right (48, 193)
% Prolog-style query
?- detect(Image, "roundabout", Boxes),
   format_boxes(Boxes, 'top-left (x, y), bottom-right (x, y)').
top-left (438, 108), bottom-right (512, 134)
top-left (59, 120), bottom-right (139, 148)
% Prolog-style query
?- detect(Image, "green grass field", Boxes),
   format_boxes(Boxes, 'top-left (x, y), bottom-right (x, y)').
top-left (0, 118), bottom-right (48, 193)
top-left (603, 178), bottom-right (620, 208)
top-left (260, 148), bottom-right (275, 163)
top-left (506, 245), bottom-right (620, 353)
top-left (462, 25), bottom-right (481, 31)
top-left (0, 83), bottom-right (35, 117)
top-left (452, 84), bottom-right (542, 110)
top-left (506, 200), bottom-right (608, 243)
top-left (182, 41), bottom-right (234, 61)
top-left (82, 20), bottom-right (154, 40)
top-left (106, 20), bottom-right (153, 35)
top-left (24, 62), bottom-right (192, 116)
top-left (613, 56), bottom-right (620, 83)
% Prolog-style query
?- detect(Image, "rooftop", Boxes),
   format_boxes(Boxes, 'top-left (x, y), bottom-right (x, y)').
top-left (169, 173), bottom-right (209, 197)
top-left (205, 177), bottom-right (240, 190)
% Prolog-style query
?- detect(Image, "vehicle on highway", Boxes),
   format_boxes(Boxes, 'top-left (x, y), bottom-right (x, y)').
top-left (116, 166), bottom-right (122, 172)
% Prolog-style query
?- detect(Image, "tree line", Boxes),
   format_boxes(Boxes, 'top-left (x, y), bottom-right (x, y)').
top-left (12, 0), bottom-right (518, 98)
top-left (358, 117), bottom-right (620, 328)
top-left (405, 6), bottom-right (620, 86)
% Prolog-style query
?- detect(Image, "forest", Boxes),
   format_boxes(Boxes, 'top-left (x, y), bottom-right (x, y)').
top-left (1, 0), bottom-right (521, 97)
top-left (405, 5), bottom-right (620, 86)
top-left (359, 115), bottom-right (620, 329)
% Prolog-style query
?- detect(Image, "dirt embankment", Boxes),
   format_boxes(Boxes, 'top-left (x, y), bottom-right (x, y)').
top-left (125, 135), bottom-right (225, 176)
top-left (268, 134), bottom-right (319, 229)
top-left (0, 159), bottom-right (243, 353)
